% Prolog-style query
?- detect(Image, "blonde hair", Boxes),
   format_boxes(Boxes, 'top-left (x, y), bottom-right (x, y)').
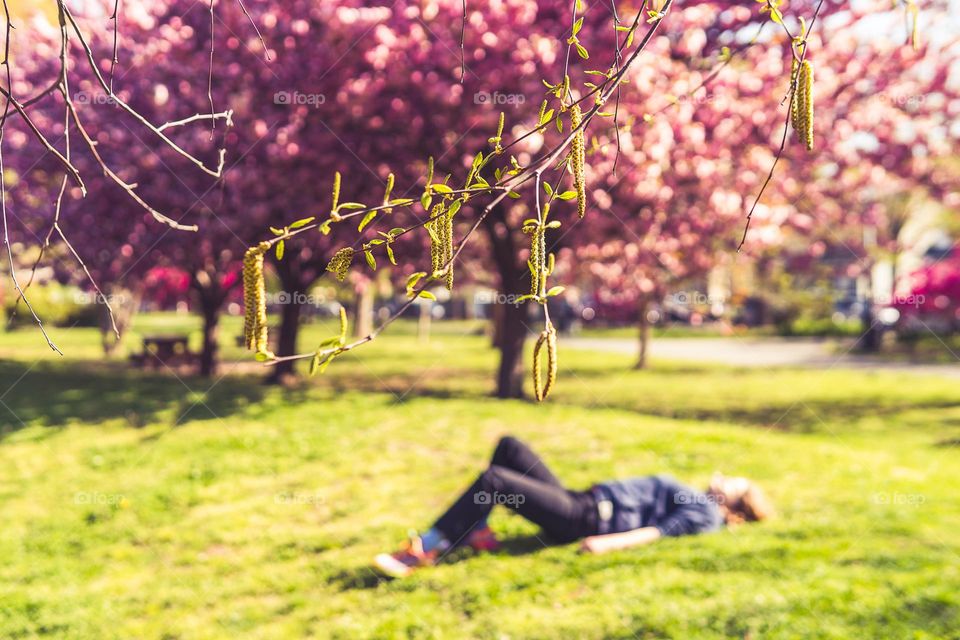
top-left (710, 474), bottom-right (775, 526)
top-left (723, 483), bottom-right (774, 525)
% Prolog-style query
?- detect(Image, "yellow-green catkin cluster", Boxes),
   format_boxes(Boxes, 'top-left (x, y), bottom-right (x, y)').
top-left (427, 202), bottom-right (454, 290)
top-left (570, 104), bottom-right (587, 218)
top-left (527, 223), bottom-right (546, 297)
top-left (792, 60), bottom-right (814, 151)
top-left (242, 241), bottom-right (272, 357)
top-left (533, 323), bottom-right (558, 402)
top-left (326, 247), bottom-right (354, 282)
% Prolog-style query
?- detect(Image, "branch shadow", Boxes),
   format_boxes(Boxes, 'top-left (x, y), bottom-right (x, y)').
top-left (0, 360), bottom-right (266, 439)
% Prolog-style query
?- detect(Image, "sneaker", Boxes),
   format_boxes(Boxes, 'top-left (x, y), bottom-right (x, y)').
top-left (374, 536), bottom-right (437, 578)
top-left (466, 525), bottom-right (501, 552)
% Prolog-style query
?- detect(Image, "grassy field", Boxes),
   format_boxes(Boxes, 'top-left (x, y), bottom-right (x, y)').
top-left (1, 314), bottom-right (959, 639)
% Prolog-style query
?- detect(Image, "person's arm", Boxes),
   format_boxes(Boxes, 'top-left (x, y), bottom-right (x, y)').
top-left (579, 527), bottom-right (661, 554)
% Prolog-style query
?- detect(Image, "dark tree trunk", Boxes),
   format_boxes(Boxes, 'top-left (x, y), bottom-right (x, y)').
top-left (190, 272), bottom-right (227, 378)
top-left (635, 295), bottom-right (651, 370)
top-left (199, 299), bottom-right (221, 377)
top-left (482, 206), bottom-right (528, 399)
top-left (270, 290), bottom-right (303, 382)
top-left (269, 261), bottom-right (312, 383)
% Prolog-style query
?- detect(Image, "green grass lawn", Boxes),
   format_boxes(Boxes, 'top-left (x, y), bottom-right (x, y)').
top-left (1, 316), bottom-right (959, 639)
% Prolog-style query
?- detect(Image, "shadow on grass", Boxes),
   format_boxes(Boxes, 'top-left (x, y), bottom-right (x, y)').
top-left (318, 365), bottom-right (960, 433)
top-left (333, 535), bottom-right (564, 591)
top-left (0, 361), bottom-right (266, 439)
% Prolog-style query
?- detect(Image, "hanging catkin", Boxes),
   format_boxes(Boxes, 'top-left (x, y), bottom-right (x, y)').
top-left (242, 242), bottom-right (272, 356)
top-left (794, 60), bottom-right (813, 151)
top-left (570, 104), bottom-right (587, 219)
top-left (532, 323), bottom-right (558, 402)
top-left (527, 223), bottom-right (546, 297)
top-left (427, 202), bottom-right (454, 289)
top-left (799, 60), bottom-right (814, 151)
top-left (790, 58), bottom-right (801, 135)
top-left (326, 247), bottom-right (354, 282)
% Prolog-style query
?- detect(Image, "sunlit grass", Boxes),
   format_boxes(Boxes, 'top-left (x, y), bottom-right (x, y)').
top-left (0, 315), bottom-right (958, 638)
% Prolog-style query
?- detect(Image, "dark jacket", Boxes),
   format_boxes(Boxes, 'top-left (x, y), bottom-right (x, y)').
top-left (593, 475), bottom-right (723, 537)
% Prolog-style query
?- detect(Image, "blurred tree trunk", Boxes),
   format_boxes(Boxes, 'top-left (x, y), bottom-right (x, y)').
top-left (635, 295), bottom-right (651, 370)
top-left (191, 269), bottom-right (229, 377)
top-left (198, 300), bottom-right (221, 377)
top-left (355, 282), bottom-right (375, 337)
top-left (270, 259), bottom-right (313, 383)
top-left (99, 285), bottom-right (141, 357)
top-left (483, 206), bottom-right (527, 399)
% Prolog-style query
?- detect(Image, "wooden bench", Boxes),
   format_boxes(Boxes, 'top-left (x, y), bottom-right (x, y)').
top-left (131, 334), bottom-right (196, 369)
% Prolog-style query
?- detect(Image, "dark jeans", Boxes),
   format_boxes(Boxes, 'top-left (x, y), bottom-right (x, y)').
top-left (432, 436), bottom-right (598, 545)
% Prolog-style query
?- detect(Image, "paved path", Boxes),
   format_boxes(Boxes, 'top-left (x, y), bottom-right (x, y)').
top-left (565, 336), bottom-right (960, 379)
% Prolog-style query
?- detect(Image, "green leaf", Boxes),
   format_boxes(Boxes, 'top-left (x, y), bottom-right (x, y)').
top-left (507, 191), bottom-right (522, 199)
top-left (406, 271), bottom-right (427, 288)
top-left (546, 220), bottom-right (562, 229)
top-left (338, 202), bottom-right (366, 210)
top-left (421, 192), bottom-right (433, 211)
top-left (318, 220), bottom-right (332, 235)
top-left (572, 16), bottom-right (584, 35)
top-left (539, 108), bottom-right (555, 126)
top-left (358, 211), bottom-right (378, 232)
top-left (269, 226), bottom-right (284, 236)
top-left (275, 240), bottom-right (285, 260)
top-left (557, 190), bottom-right (577, 200)
top-left (431, 183), bottom-right (454, 194)
top-left (575, 42), bottom-right (589, 59)
top-left (364, 251), bottom-right (377, 271)
top-left (447, 200), bottom-right (463, 217)
top-left (386, 244), bottom-right (397, 265)
top-left (546, 286), bottom-right (566, 297)
top-left (417, 290), bottom-right (437, 301)
top-left (389, 198), bottom-right (416, 207)
top-left (289, 216), bottom-right (315, 229)
top-left (389, 227), bottom-right (406, 236)
top-left (543, 182), bottom-right (554, 197)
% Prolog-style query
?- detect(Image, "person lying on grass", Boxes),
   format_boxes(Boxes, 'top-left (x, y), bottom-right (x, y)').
top-left (375, 436), bottom-right (773, 578)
